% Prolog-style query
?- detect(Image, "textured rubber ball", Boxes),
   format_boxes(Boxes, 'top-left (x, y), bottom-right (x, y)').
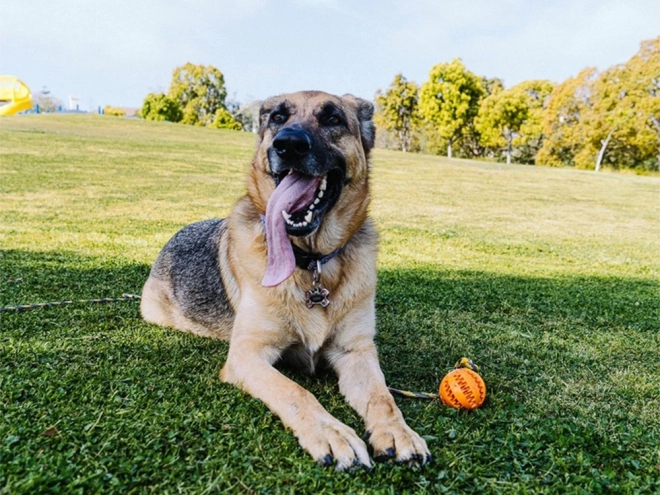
top-left (439, 368), bottom-right (486, 410)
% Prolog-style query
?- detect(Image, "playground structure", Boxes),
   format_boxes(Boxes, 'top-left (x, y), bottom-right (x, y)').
top-left (0, 76), bottom-right (32, 116)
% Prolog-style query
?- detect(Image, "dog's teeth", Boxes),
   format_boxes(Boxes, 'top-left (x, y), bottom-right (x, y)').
top-left (318, 190), bottom-right (324, 198)
top-left (314, 198), bottom-right (320, 205)
top-left (282, 210), bottom-right (291, 221)
top-left (301, 221), bottom-right (308, 227)
top-left (304, 211), bottom-right (313, 223)
top-left (320, 177), bottom-right (327, 191)
top-left (309, 203), bottom-right (315, 210)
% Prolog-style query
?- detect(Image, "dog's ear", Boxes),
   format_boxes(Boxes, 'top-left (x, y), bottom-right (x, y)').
top-left (343, 94), bottom-right (376, 154)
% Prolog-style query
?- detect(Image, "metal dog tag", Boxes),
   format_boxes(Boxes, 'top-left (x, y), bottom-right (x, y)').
top-left (306, 261), bottom-right (330, 308)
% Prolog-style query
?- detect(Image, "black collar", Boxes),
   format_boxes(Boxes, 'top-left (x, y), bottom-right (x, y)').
top-left (260, 214), bottom-right (343, 271)
top-left (292, 244), bottom-right (343, 271)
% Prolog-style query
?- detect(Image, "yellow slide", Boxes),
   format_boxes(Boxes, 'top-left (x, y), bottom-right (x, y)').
top-left (0, 76), bottom-right (32, 116)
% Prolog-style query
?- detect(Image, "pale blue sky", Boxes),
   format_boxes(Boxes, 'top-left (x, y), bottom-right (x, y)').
top-left (1, 0), bottom-right (658, 109)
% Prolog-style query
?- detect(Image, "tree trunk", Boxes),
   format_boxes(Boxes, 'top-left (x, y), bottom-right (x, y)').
top-left (651, 116), bottom-right (660, 171)
top-left (595, 129), bottom-right (614, 172)
top-left (506, 133), bottom-right (512, 165)
top-left (447, 139), bottom-right (453, 158)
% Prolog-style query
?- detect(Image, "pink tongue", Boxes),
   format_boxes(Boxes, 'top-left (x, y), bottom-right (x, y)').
top-left (262, 172), bottom-right (320, 287)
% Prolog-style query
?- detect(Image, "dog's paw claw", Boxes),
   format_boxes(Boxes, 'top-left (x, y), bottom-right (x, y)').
top-left (319, 454), bottom-right (334, 467)
top-left (374, 447), bottom-right (396, 462)
top-left (367, 421), bottom-right (430, 467)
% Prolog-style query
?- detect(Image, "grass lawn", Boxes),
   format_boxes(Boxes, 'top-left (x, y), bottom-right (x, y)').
top-left (1, 114), bottom-right (659, 494)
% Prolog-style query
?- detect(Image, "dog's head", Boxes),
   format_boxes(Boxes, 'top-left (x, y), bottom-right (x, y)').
top-left (247, 91), bottom-right (375, 286)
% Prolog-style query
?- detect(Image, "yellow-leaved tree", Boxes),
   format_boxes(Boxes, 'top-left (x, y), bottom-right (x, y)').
top-left (626, 36), bottom-right (660, 171)
top-left (537, 68), bottom-right (596, 167)
top-left (419, 59), bottom-right (485, 158)
top-left (509, 80), bottom-right (555, 164)
top-left (475, 87), bottom-right (529, 164)
top-left (168, 63), bottom-right (241, 129)
top-left (374, 73), bottom-right (420, 152)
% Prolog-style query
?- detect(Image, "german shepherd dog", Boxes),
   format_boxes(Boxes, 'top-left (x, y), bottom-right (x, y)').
top-left (141, 91), bottom-right (430, 470)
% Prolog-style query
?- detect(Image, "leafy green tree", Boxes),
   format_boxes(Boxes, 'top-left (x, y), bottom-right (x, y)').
top-left (103, 105), bottom-right (125, 117)
top-left (475, 87), bottom-right (529, 164)
top-left (537, 68), bottom-right (596, 167)
top-left (575, 65), bottom-right (638, 171)
top-left (626, 36), bottom-right (660, 170)
top-left (209, 107), bottom-right (243, 130)
top-left (419, 59), bottom-right (485, 158)
top-left (509, 80), bottom-right (555, 163)
top-left (139, 92), bottom-right (183, 122)
top-left (452, 77), bottom-right (504, 159)
top-left (168, 63), bottom-right (236, 127)
top-left (481, 77), bottom-right (504, 97)
top-left (374, 73), bottom-right (420, 152)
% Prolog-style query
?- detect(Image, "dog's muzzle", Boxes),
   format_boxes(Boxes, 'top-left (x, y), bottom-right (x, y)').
top-left (272, 127), bottom-right (312, 161)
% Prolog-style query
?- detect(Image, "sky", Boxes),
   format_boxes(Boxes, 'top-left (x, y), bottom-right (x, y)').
top-left (1, 0), bottom-right (659, 110)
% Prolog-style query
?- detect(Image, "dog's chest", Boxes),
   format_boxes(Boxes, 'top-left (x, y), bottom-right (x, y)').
top-left (287, 306), bottom-right (333, 354)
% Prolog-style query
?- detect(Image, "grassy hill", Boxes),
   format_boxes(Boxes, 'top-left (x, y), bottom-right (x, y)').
top-left (1, 114), bottom-right (659, 494)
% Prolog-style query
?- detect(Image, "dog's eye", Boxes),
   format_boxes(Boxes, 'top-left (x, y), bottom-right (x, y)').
top-left (325, 115), bottom-right (343, 126)
top-left (271, 112), bottom-right (287, 124)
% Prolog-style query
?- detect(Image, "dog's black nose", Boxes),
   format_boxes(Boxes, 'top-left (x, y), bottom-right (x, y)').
top-left (272, 128), bottom-right (312, 157)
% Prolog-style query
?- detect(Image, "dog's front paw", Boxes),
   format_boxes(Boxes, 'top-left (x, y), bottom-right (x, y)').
top-left (366, 419), bottom-right (431, 466)
top-left (296, 416), bottom-right (372, 471)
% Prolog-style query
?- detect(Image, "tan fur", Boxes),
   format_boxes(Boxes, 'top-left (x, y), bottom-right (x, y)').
top-left (141, 91), bottom-right (430, 470)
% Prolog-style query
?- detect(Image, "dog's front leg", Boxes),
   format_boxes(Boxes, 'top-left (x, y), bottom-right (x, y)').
top-left (328, 304), bottom-right (431, 466)
top-left (220, 307), bottom-right (371, 470)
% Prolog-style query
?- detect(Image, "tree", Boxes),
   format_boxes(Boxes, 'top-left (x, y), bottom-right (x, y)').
top-left (103, 105), bottom-right (125, 117)
top-left (419, 59), bottom-right (485, 158)
top-left (475, 87), bottom-right (529, 164)
top-left (139, 92), bottom-right (183, 122)
top-left (509, 80), bottom-right (555, 163)
top-left (209, 107), bottom-right (243, 130)
top-left (168, 63), bottom-right (236, 127)
top-left (374, 74), bottom-right (420, 152)
top-left (481, 77), bottom-right (504, 97)
top-left (537, 68), bottom-right (596, 167)
top-left (575, 65), bottom-right (637, 171)
top-left (625, 36), bottom-right (660, 170)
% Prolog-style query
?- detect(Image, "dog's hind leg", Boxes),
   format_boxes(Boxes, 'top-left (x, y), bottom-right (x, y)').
top-left (140, 276), bottom-right (176, 328)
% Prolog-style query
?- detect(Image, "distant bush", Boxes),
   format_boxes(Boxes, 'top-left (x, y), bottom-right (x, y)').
top-left (209, 107), bottom-right (243, 130)
top-left (140, 93), bottom-right (182, 122)
top-left (103, 106), bottom-right (125, 117)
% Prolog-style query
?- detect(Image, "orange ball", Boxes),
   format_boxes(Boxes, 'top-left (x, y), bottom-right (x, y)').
top-left (439, 368), bottom-right (486, 410)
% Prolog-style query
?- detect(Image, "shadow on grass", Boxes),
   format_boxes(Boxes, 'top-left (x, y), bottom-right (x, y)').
top-left (3, 248), bottom-right (656, 324)
top-left (1, 249), bottom-right (659, 493)
top-left (375, 267), bottom-right (659, 390)
top-left (3, 246), bottom-right (658, 401)
top-left (2, 247), bottom-right (658, 376)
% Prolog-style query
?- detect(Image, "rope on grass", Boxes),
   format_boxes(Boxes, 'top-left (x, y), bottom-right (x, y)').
top-left (0, 293), bottom-right (141, 313)
top-left (387, 359), bottom-right (480, 401)
top-left (388, 387), bottom-right (438, 400)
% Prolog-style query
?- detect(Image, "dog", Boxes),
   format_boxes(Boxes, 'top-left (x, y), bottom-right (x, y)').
top-left (140, 91), bottom-right (430, 470)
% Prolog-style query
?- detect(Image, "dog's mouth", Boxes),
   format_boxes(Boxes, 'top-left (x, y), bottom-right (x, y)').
top-left (262, 168), bottom-right (344, 287)
top-left (273, 168), bottom-right (343, 236)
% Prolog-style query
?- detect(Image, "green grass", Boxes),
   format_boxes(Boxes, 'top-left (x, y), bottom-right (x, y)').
top-left (1, 114), bottom-right (659, 494)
